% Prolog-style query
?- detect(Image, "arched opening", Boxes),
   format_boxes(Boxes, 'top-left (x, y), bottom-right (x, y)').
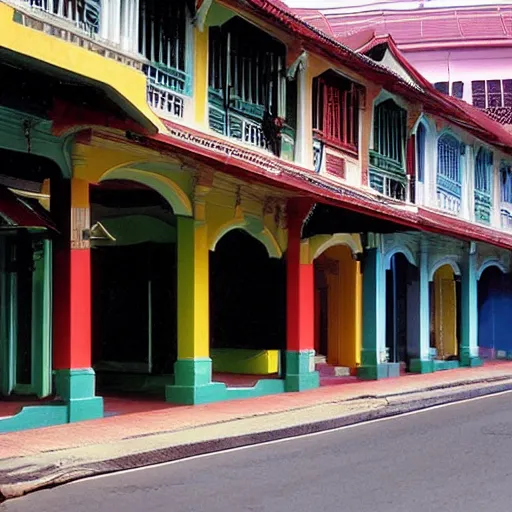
top-left (478, 265), bottom-right (512, 360)
top-left (314, 244), bottom-right (361, 383)
top-left (90, 180), bottom-right (178, 396)
top-left (209, 229), bottom-right (286, 386)
top-left (0, 148), bottom-right (61, 407)
top-left (385, 252), bottom-right (418, 371)
top-left (430, 264), bottom-right (461, 364)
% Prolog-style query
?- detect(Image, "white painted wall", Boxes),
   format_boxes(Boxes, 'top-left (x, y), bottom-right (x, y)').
top-left (401, 48), bottom-right (512, 105)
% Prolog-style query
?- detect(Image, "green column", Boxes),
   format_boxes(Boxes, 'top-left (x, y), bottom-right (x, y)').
top-left (460, 248), bottom-right (483, 367)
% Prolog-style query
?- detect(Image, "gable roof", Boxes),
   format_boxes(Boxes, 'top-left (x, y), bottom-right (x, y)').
top-left (219, 0), bottom-right (512, 153)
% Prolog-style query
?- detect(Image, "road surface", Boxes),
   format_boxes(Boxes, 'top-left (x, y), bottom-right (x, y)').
top-left (3, 392), bottom-right (512, 512)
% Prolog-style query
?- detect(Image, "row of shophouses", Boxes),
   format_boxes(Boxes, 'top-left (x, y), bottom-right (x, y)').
top-left (1, 0), bottom-right (512, 433)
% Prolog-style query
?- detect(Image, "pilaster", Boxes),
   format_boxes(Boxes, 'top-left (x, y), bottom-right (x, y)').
top-left (358, 247), bottom-right (400, 379)
top-left (460, 247), bottom-right (483, 367)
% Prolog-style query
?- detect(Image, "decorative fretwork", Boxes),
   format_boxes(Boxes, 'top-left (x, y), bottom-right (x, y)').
top-left (474, 148), bottom-right (493, 224)
top-left (369, 99), bottom-right (407, 200)
top-left (437, 134), bottom-right (462, 214)
top-left (147, 83), bottom-right (184, 119)
top-left (207, 16), bottom-right (295, 157)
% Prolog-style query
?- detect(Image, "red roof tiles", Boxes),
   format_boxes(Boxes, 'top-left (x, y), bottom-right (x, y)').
top-left (293, 5), bottom-right (512, 46)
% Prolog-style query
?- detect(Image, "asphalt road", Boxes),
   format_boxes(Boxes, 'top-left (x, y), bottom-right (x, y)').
top-left (3, 392), bottom-right (512, 512)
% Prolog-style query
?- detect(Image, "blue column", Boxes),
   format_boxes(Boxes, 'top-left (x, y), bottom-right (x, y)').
top-left (460, 248), bottom-right (483, 367)
top-left (358, 248), bottom-right (400, 379)
top-left (410, 247), bottom-right (434, 373)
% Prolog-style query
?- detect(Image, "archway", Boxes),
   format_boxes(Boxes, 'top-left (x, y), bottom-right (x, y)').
top-left (478, 265), bottom-right (512, 360)
top-left (385, 252), bottom-right (418, 371)
top-left (90, 179), bottom-right (179, 395)
top-left (0, 149), bottom-right (62, 404)
top-left (209, 229), bottom-right (286, 385)
top-left (313, 244), bottom-right (361, 380)
top-left (430, 264), bottom-right (460, 361)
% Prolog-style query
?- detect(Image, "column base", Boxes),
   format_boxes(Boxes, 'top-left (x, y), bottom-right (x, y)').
top-left (409, 359), bottom-right (435, 374)
top-left (357, 363), bottom-right (401, 380)
top-left (165, 358), bottom-right (226, 405)
top-left (54, 368), bottom-right (104, 423)
top-left (284, 351), bottom-right (320, 392)
top-left (460, 356), bottom-right (483, 368)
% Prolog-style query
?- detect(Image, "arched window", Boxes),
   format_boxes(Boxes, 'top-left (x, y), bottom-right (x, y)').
top-left (416, 123), bottom-right (427, 183)
top-left (369, 99), bottom-right (407, 200)
top-left (474, 148), bottom-right (493, 223)
top-left (501, 163), bottom-right (512, 203)
top-left (437, 134), bottom-right (462, 214)
top-left (500, 162), bottom-right (512, 229)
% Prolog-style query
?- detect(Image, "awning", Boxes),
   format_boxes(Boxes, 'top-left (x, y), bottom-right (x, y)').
top-left (302, 203), bottom-right (417, 239)
top-left (0, 186), bottom-right (57, 232)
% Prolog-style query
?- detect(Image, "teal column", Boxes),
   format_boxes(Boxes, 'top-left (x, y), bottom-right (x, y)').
top-left (410, 246), bottom-right (435, 373)
top-left (460, 247), bottom-right (483, 367)
top-left (358, 247), bottom-right (400, 379)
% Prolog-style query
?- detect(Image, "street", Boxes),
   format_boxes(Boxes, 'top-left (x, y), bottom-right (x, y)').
top-left (3, 392), bottom-right (512, 512)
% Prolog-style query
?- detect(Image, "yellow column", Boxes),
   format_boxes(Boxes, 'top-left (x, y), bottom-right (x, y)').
top-left (166, 171), bottom-right (225, 404)
top-left (194, 28), bottom-right (209, 128)
top-left (177, 216), bottom-right (209, 359)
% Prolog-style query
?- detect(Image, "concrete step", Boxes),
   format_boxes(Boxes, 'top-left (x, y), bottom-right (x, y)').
top-left (315, 363), bottom-right (352, 377)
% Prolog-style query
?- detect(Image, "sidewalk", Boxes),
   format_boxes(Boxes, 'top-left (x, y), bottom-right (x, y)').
top-left (1, 361), bottom-right (512, 501)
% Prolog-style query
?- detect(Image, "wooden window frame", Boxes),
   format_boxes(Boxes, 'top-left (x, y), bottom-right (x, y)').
top-left (313, 74), bottom-right (360, 156)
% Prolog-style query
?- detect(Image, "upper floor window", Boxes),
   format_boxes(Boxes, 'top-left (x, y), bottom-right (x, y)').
top-left (139, 1), bottom-right (189, 83)
top-left (501, 163), bottom-right (512, 204)
top-left (434, 81), bottom-right (463, 99)
top-left (475, 148), bottom-right (493, 224)
top-left (416, 123), bottom-right (427, 183)
top-left (437, 133), bottom-right (462, 214)
top-left (312, 72), bottom-right (360, 154)
top-left (475, 148), bottom-right (492, 194)
top-left (451, 82), bottom-right (464, 99)
top-left (434, 82), bottom-right (449, 95)
top-left (369, 99), bottom-right (407, 200)
top-left (373, 99), bottom-right (406, 168)
top-left (472, 80), bottom-right (512, 109)
top-left (208, 17), bottom-right (293, 156)
top-left (25, 0), bottom-right (101, 33)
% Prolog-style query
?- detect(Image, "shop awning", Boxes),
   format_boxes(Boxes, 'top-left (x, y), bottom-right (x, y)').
top-left (0, 186), bottom-right (57, 232)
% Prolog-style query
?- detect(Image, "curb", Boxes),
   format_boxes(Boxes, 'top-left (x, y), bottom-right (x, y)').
top-left (1, 379), bottom-right (512, 502)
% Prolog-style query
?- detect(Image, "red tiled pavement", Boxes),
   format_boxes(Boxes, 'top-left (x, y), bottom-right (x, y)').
top-left (0, 361), bottom-right (511, 460)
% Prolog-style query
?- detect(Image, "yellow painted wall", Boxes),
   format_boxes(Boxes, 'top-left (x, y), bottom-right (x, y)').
top-left (433, 265), bottom-right (458, 358)
top-left (319, 245), bottom-right (362, 368)
top-left (0, 4), bottom-right (164, 133)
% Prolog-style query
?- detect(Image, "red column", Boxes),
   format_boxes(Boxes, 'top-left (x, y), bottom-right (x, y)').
top-left (286, 200), bottom-right (315, 352)
top-left (52, 178), bottom-right (92, 370)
